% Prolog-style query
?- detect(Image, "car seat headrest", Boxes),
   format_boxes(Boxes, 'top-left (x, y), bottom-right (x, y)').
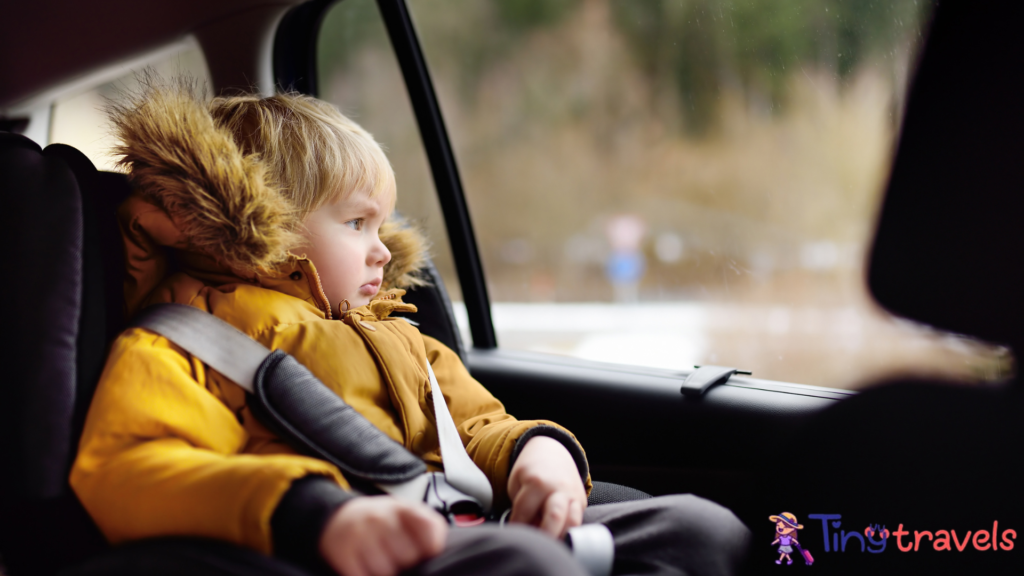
top-left (868, 0), bottom-right (1024, 347)
top-left (0, 133), bottom-right (85, 500)
top-left (0, 134), bottom-right (116, 574)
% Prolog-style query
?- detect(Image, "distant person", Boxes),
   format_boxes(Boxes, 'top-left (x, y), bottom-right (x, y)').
top-left (605, 215), bottom-right (647, 303)
top-left (70, 79), bottom-right (750, 576)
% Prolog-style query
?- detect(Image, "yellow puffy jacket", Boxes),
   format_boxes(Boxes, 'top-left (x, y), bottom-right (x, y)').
top-left (69, 86), bottom-right (589, 557)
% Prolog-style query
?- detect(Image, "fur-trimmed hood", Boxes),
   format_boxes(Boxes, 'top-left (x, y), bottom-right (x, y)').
top-left (109, 80), bottom-right (427, 315)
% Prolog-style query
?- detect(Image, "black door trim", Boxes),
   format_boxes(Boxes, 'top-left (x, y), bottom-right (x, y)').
top-left (377, 0), bottom-right (497, 349)
top-left (273, 0), bottom-right (334, 95)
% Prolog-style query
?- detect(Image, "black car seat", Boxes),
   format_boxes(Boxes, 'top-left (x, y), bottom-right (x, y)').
top-left (0, 135), bottom-right (115, 576)
top-left (774, 1), bottom-right (1024, 574)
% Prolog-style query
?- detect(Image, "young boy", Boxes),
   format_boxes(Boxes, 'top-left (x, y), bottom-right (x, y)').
top-left (70, 82), bottom-right (749, 576)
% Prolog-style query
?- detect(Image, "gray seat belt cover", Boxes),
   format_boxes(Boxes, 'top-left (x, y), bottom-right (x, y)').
top-left (251, 350), bottom-right (426, 483)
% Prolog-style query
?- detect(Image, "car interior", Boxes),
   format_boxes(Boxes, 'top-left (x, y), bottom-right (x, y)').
top-left (1, 0), bottom-right (1021, 575)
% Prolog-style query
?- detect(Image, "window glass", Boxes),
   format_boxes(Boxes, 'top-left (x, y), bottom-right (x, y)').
top-left (404, 0), bottom-right (1009, 388)
top-left (49, 43), bottom-right (210, 171)
top-left (318, 0), bottom-right (462, 309)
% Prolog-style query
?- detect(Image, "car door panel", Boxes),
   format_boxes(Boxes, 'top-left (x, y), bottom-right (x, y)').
top-left (467, 348), bottom-right (846, 511)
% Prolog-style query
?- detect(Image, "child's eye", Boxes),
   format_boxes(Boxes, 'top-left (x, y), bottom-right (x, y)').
top-left (344, 218), bottom-right (364, 231)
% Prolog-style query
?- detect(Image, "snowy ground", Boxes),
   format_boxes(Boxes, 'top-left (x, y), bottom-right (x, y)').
top-left (451, 302), bottom-right (1006, 389)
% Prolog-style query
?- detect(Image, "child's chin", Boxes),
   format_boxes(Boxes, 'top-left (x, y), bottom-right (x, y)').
top-left (348, 296), bottom-right (372, 308)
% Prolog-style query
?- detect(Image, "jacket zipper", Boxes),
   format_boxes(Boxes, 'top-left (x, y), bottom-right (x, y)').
top-left (306, 265), bottom-right (333, 320)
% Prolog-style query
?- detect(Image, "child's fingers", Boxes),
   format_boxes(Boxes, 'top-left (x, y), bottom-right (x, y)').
top-left (381, 527), bottom-right (420, 571)
top-left (509, 484), bottom-right (549, 526)
top-left (389, 506), bottom-right (443, 567)
top-left (330, 552), bottom-right (365, 576)
top-left (400, 505), bottom-right (448, 557)
top-left (538, 491), bottom-right (569, 538)
top-left (358, 540), bottom-right (398, 576)
top-left (344, 537), bottom-right (386, 576)
top-left (567, 497), bottom-right (584, 532)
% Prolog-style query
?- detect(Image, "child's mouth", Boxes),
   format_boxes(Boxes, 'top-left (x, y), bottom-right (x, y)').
top-left (359, 280), bottom-right (381, 295)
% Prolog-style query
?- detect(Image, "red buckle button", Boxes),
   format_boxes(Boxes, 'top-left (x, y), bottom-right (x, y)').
top-left (452, 514), bottom-right (486, 527)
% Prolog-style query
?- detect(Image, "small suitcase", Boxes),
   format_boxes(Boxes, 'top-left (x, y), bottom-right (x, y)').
top-left (795, 543), bottom-right (814, 565)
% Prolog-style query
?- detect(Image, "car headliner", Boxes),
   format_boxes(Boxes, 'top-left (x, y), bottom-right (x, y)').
top-left (1, 0), bottom-right (306, 108)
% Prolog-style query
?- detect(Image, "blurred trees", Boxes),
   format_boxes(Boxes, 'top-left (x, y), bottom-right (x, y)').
top-left (611, 0), bottom-right (929, 134)
top-left (322, 0), bottom-right (930, 136)
top-left (377, 0), bottom-right (929, 135)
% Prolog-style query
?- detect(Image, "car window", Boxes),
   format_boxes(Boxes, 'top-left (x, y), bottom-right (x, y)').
top-left (396, 0), bottom-right (1009, 389)
top-left (48, 41), bottom-right (211, 170)
top-left (318, 0), bottom-right (462, 311)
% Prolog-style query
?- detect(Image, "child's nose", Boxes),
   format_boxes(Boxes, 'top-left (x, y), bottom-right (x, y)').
top-left (371, 238), bottom-right (391, 267)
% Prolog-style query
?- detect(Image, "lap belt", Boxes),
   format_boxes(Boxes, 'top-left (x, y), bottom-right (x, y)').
top-left (132, 304), bottom-right (613, 576)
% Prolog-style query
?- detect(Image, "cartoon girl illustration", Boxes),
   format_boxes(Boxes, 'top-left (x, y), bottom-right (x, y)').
top-left (770, 512), bottom-right (806, 565)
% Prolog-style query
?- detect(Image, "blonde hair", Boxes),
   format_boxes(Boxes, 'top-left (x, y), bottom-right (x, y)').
top-left (208, 92), bottom-right (396, 218)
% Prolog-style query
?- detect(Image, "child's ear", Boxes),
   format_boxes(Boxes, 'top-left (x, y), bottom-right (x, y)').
top-left (380, 216), bottom-right (429, 290)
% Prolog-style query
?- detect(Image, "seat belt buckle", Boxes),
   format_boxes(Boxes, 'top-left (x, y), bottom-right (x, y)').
top-left (424, 472), bottom-right (488, 524)
top-left (451, 513), bottom-right (486, 527)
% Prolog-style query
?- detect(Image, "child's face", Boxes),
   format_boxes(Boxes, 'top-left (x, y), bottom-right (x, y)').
top-left (299, 188), bottom-right (392, 315)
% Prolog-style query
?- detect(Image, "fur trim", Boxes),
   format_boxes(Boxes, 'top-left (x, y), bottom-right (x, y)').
top-left (380, 216), bottom-right (429, 290)
top-left (109, 77), bottom-right (301, 275)
top-left (109, 77), bottom-right (429, 287)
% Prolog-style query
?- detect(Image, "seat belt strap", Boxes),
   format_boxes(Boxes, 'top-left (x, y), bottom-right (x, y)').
top-left (425, 361), bottom-right (493, 511)
top-left (132, 303), bottom-right (268, 393)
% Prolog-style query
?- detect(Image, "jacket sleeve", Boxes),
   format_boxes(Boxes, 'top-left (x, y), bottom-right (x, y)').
top-left (421, 336), bottom-right (592, 508)
top-left (69, 328), bottom-right (348, 554)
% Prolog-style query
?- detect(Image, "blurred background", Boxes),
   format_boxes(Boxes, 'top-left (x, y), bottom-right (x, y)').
top-left (52, 0), bottom-right (1010, 389)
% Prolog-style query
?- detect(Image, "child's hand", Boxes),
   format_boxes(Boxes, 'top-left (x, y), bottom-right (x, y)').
top-left (507, 435), bottom-right (587, 539)
top-left (319, 496), bottom-right (448, 576)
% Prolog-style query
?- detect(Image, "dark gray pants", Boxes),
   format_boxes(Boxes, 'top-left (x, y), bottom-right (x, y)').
top-left (583, 494), bottom-right (750, 576)
top-left (416, 494), bottom-right (750, 576)
top-left (65, 495), bottom-right (750, 576)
